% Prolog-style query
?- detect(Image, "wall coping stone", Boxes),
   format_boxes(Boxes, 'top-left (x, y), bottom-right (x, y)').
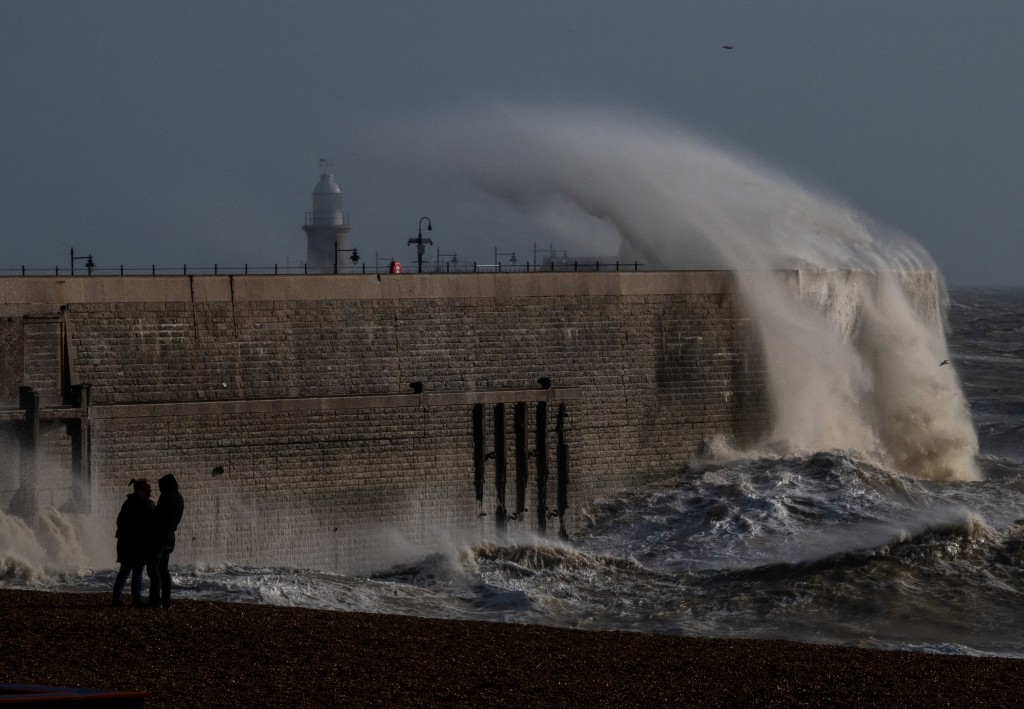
top-left (0, 272), bottom-right (740, 305)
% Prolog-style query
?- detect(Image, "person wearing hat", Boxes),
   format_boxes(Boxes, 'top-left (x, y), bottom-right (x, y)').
top-left (146, 474), bottom-right (184, 609)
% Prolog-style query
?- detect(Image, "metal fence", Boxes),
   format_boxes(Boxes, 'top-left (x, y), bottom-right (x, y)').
top-left (0, 261), bottom-right (647, 277)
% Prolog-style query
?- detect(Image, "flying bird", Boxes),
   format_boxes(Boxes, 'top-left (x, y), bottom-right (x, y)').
top-left (939, 360), bottom-right (949, 366)
top-left (722, 45), bottom-right (734, 50)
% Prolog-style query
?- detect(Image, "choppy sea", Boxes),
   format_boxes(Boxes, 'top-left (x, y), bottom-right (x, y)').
top-left (4, 287), bottom-right (1024, 657)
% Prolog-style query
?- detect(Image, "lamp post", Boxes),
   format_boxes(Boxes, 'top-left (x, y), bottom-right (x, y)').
top-left (533, 242), bottom-right (568, 268)
top-left (494, 248), bottom-right (518, 268)
top-left (374, 253), bottom-right (400, 273)
top-left (70, 248), bottom-right (95, 276)
top-left (408, 217), bottom-right (433, 274)
top-left (435, 250), bottom-right (458, 272)
top-left (334, 243), bottom-right (359, 274)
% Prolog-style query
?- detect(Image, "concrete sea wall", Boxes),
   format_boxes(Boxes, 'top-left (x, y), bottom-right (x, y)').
top-left (0, 272), bottom-right (769, 572)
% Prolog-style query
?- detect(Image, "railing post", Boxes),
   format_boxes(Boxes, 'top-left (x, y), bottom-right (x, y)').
top-left (152, 265), bottom-right (155, 275)
top-left (120, 265), bottom-right (124, 275)
top-left (634, 261), bottom-right (638, 272)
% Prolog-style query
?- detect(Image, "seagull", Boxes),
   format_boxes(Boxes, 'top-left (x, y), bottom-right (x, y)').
top-left (722, 45), bottom-right (734, 50)
top-left (939, 360), bottom-right (949, 366)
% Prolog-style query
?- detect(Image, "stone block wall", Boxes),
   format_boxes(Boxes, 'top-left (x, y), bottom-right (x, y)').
top-left (0, 272), bottom-right (769, 573)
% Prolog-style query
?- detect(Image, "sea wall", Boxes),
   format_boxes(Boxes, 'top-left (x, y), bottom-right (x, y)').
top-left (0, 272), bottom-right (769, 572)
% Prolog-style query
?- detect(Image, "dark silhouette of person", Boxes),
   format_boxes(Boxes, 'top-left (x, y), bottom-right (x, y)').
top-left (112, 479), bottom-right (154, 607)
top-left (146, 474), bottom-right (184, 608)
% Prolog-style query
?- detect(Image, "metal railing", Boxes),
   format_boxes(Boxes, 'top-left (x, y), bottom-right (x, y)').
top-left (303, 211), bottom-right (350, 227)
top-left (0, 260), bottom-right (646, 277)
top-left (437, 261), bottom-right (644, 273)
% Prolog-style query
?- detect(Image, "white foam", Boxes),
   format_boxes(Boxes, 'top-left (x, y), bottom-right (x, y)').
top-left (411, 103), bottom-right (980, 480)
top-left (0, 507), bottom-right (104, 583)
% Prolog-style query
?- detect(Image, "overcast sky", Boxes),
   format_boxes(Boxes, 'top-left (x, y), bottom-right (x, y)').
top-left (2, 2), bottom-right (1021, 285)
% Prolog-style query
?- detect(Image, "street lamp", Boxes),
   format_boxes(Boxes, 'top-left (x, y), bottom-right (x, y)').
top-left (435, 250), bottom-right (458, 272)
top-left (70, 248), bottom-right (95, 276)
top-left (334, 243), bottom-right (359, 274)
top-left (408, 217), bottom-right (433, 274)
top-left (494, 248), bottom-right (518, 267)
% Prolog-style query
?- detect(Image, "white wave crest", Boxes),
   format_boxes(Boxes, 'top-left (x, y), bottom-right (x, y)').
top-left (411, 103), bottom-right (979, 480)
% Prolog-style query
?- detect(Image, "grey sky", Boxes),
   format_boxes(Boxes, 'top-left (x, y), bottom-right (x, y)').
top-left (1, 1), bottom-right (1021, 285)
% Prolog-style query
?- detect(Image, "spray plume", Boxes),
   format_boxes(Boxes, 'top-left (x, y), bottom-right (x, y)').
top-left (413, 103), bottom-right (979, 480)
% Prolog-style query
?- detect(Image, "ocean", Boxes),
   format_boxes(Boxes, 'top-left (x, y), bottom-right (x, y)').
top-left (4, 286), bottom-right (1022, 659)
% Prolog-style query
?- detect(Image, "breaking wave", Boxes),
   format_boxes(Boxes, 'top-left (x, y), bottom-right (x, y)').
top-left (412, 103), bottom-right (979, 480)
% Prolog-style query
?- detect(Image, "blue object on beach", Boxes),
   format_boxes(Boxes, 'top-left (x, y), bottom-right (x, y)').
top-left (0, 684), bottom-right (149, 706)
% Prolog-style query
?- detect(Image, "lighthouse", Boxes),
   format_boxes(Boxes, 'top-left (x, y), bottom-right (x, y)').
top-left (302, 167), bottom-right (353, 273)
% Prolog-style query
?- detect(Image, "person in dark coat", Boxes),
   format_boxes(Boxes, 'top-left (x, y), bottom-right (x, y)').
top-left (146, 473), bottom-right (184, 609)
top-left (112, 479), bottom-right (154, 607)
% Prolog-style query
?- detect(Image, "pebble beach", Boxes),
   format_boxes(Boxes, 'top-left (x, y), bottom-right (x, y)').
top-left (1, 589), bottom-right (1022, 707)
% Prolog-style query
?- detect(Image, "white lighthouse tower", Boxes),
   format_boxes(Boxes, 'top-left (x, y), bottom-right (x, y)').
top-left (302, 164), bottom-right (353, 273)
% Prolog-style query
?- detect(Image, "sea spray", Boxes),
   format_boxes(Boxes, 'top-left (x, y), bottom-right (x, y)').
top-left (411, 103), bottom-right (979, 480)
top-left (0, 507), bottom-right (102, 583)
top-left (745, 269), bottom-right (978, 479)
